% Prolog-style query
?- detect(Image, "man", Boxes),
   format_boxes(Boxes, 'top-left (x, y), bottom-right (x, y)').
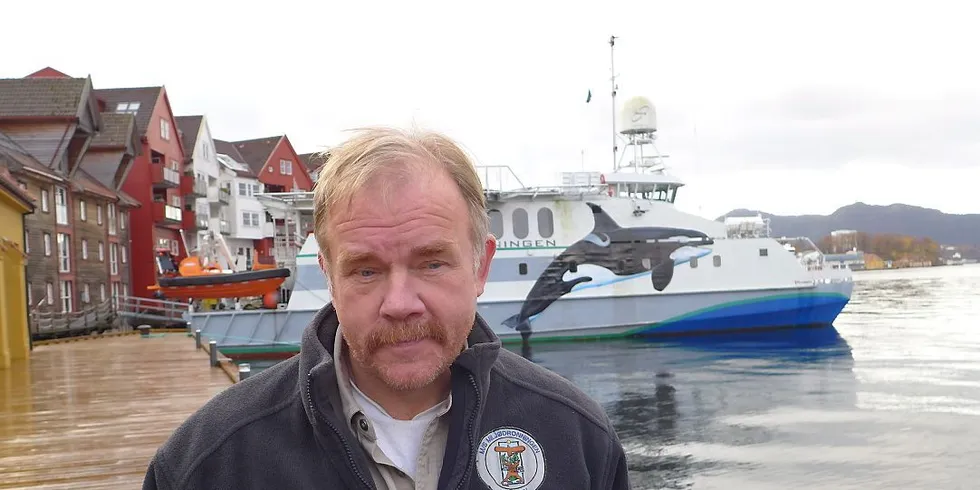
top-left (143, 127), bottom-right (631, 490)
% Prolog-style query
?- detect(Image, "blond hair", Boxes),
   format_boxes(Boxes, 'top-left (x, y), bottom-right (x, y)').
top-left (312, 126), bottom-right (489, 270)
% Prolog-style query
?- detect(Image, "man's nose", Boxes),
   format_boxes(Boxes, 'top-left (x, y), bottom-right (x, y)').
top-left (379, 269), bottom-right (425, 321)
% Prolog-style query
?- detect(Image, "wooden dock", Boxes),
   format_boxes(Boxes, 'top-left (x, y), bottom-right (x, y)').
top-left (0, 333), bottom-right (234, 489)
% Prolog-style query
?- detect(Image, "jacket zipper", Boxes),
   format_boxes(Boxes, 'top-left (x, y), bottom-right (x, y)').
top-left (454, 373), bottom-right (481, 490)
top-left (306, 371), bottom-right (375, 490)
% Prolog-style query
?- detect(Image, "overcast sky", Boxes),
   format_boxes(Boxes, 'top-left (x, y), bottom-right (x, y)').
top-left (3, 0), bottom-right (977, 218)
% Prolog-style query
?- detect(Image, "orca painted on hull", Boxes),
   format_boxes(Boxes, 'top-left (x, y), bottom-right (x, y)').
top-left (502, 202), bottom-right (714, 336)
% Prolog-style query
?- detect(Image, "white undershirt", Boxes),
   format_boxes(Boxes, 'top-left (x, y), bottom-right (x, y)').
top-left (349, 381), bottom-right (448, 479)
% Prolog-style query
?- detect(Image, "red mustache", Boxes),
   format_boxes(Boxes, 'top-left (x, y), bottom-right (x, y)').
top-left (366, 320), bottom-right (447, 353)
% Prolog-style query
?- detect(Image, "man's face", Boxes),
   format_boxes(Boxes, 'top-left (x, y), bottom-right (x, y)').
top-left (319, 165), bottom-right (495, 392)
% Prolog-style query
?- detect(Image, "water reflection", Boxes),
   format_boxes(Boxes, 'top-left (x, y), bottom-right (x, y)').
top-left (505, 327), bottom-right (856, 489)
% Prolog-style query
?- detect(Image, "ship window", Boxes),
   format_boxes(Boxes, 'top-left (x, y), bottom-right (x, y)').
top-left (713, 255), bottom-right (722, 267)
top-left (569, 262), bottom-right (578, 273)
top-left (519, 263), bottom-right (528, 275)
top-left (512, 208), bottom-right (529, 239)
top-left (537, 208), bottom-right (554, 238)
top-left (690, 257), bottom-right (698, 268)
top-left (488, 209), bottom-right (503, 239)
top-left (759, 248), bottom-right (768, 257)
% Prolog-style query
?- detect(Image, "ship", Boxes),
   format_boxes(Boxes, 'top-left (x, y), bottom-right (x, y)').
top-left (189, 36), bottom-right (853, 361)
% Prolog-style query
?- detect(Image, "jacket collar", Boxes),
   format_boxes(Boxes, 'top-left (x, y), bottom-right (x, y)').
top-left (298, 302), bottom-right (501, 432)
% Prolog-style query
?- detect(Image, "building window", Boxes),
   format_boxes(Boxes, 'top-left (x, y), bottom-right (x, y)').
top-left (238, 182), bottom-right (250, 196)
top-left (252, 183), bottom-right (261, 195)
top-left (759, 248), bottom-right (769, 257)
top-left (488, 209), bottom-right (503, 239)
top-left (43, 233), bottom-right (51, 256)
top-left (171, 195), bottom-right (181, 208)
top-left (79, 200), bottom-right (86, 221)
top-left (115, 102), bottom-right (140, 114)
top-left (60, 280), bottom-right (73, 313)
top-left (81, 239), bottom-right (88, 260)
top-left (121, 245), bottom-right (127, 264)
top-left (242, 211), bottom-right (260, 227)
top-left (170, 240), bottom-right (179, 254)
top-left (537, 208), bottom-right (554, 238)
top-left (41, 189), bottom-right (49, 212)
top-left (112, 283), bottom-right (121, 304)
top-left (46, 282), bottom-right (54, 306)
top-left (57, 233), bottom-right (71, 272)
top-left (99, 284), bottom-right (106, 302)
top-left (512, 208), bottom-right (529, 239)
top-left (108, 204), bottom-right (117, 235)
top-left (24, 230), bottom-right (29, 253)
top-left (82, 284), bottom-right (91, 303)
top-left (280, 159), bottom-right (292, 175)
top-left (98, 241), bottom-right (105, 262)
top-left (97, 205), bottom-right (103, 225)
top-left (27, 282), bottom-right (33, 307)
top-left (55, 187), bottom-right (68, 225)
top-left (110, 243), bottom-right (119, 276)
top-left (713, 255), bottom-right (722, 267)
top-left (120, 211), bottom-right (126, 230)
top-left (160, 118), bottom-right (170, 140)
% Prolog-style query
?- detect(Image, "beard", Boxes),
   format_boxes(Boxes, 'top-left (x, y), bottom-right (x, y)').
top-left (345, 317), bottom-right (467, 392)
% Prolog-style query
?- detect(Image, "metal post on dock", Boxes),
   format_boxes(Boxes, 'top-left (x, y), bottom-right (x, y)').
top-left (238, 363), bottom-right (251, 381)
top-left (195, 329), bottom-right (202, 349)
top-left (138, 325), bottom-right (151, 338)
top-left (209, 340), bottom-right (218, 367)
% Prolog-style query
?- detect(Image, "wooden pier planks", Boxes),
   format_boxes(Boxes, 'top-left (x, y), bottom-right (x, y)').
top-left (0, 333), bottom-right (233, 489)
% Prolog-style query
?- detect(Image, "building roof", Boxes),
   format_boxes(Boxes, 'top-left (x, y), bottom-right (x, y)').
top-left (72, 168), bottom-right (118, 201)
top-left (230, 136), bottom-right (282, 175)
top-left (116, 190), bottom-right (141, 208)
top-left (298, 151), bottom-right (329, 172)
top-left (175, 115), bottom-right (203, 159)
top-left (0, 77), bottom-right (91, 118)
top-left (90, 112), bottom-right (138, 149)
top-left (93, 87), bottom-right (161, 135)
top-left (0, 166), bottom-right (35, 210)
top-left (213, 139), bottom-right (255, 178)
top-left (0, 130), bottom-right (61, 181)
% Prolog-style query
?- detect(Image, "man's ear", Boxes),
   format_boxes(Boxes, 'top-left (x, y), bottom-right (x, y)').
top-left (475, 234), bottom-right (496, 297)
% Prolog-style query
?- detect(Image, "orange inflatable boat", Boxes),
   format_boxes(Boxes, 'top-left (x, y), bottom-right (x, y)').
top-left (147, 249), bottom-right (290, 300)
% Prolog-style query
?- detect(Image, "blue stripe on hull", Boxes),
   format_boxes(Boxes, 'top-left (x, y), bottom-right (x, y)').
top-left (633, 293), bottom-right (850, 336)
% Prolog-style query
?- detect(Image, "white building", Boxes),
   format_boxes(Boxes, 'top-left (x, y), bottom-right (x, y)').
top-left (176, 115), bottom-right (219, 253)
top-left (213, 139), bottom-right (272, 271)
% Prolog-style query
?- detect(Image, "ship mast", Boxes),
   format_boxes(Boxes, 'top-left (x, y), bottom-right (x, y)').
top-left (609, 35), bottom-right (618, 172)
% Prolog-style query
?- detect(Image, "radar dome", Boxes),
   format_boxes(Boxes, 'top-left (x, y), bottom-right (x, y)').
top-left (620, 96), bottom-right (657, 134)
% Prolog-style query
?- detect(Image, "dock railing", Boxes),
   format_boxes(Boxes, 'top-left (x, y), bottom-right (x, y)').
top-left (29, 299), bottom-right (117, 340)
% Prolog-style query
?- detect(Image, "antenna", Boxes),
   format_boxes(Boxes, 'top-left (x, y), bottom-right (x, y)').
top-left (609, 35), bottom-right (618, 172)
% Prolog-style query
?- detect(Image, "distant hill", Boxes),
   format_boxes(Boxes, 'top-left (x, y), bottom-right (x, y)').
top-left (717, 203), bottom-right (980, 248)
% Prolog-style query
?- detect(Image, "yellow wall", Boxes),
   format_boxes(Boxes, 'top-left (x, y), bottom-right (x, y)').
top-left (0, 188), bottom-right (31, 369)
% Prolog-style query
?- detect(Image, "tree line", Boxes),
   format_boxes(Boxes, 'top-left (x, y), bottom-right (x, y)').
top-left (818, 232), bottom-right (941, 264)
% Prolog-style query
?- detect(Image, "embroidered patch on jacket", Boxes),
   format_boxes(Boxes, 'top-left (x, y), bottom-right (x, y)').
top-left (476, 427), bottom-right (545, 489)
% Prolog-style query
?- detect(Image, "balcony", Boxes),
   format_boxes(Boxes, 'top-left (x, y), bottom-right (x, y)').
top-left (181, 175), bottom-right (208, 197)
top-left (197, 216), bottom-right (210, 229)
top-left (219, 220), bottom-right (230, 234)
top-left (153, 201), bottom-right (182, 228)
top-left (218, 186), bottom-right (231, 203)
top-left (151, 164), bottom-right (180, 189)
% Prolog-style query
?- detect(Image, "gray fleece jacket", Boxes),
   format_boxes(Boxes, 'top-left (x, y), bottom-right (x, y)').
top-left (142, 303), bottom-right (632, 489)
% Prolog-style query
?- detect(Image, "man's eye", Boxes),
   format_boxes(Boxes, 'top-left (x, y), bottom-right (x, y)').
top-left (426, 262), bottom-right (443, 270)
top-left (358, 269), bottom-right (375, 277)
